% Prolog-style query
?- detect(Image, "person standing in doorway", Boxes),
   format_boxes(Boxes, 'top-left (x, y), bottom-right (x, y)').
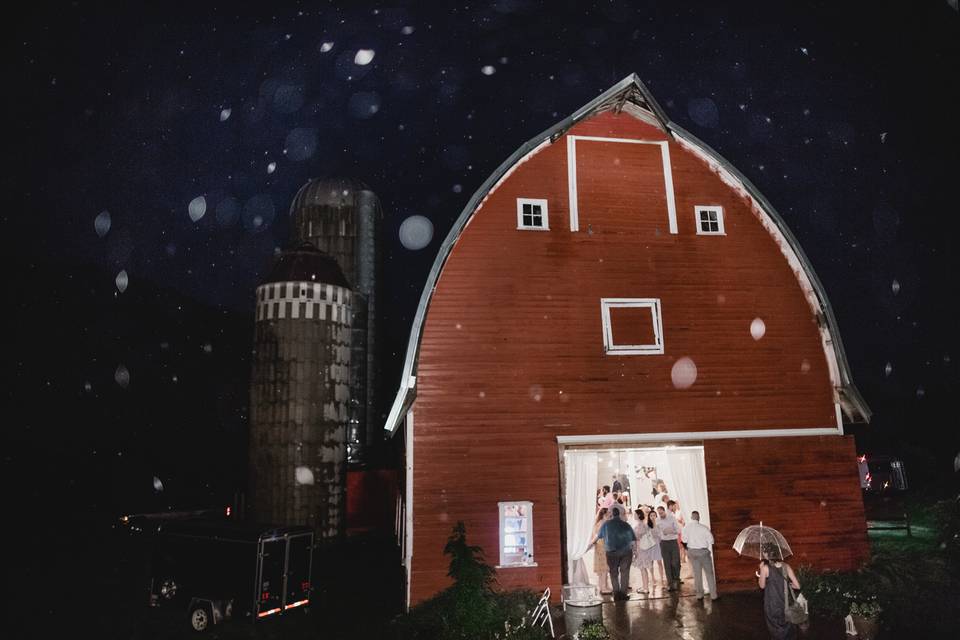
top-left (586, 504), bottom-right (636, 601)
top-left (611, 474), bottom-right (623, 494)
top-left (682, 511), bottom-right (719, 601)
top-left (657, 505), bottom-right (681, 591)
top-left (669, 500), bottom-right (688, 564)
top-left (590, 508), bottom-right (611, 593)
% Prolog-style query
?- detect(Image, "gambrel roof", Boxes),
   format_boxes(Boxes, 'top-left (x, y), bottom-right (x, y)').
top-left (384, 74), bottom-right (870, 433)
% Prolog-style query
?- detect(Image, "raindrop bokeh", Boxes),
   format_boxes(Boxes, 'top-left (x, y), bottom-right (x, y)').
top-left (219, 108), bottom-right (231, 121)
top-left (398, 215), bottom-right (434, 250)
top-left (295, 466), bottom-right (315, 485)
top-left (750, 318), bottom-right (766, 341)
top-left (188, 195), bottom-right (207, 222)
top-left (114, 364), bottom-right (130, 388)
top-left (671, 356), bottom-right (698, 389)
top-left (115, 270), bottom-right (129, 293)
top-left (354, 49), bottom-right (375, 65)
top-left (285, 128), bottom-right (318, 162)
top-left (94, 210), bottom-right (111, 237)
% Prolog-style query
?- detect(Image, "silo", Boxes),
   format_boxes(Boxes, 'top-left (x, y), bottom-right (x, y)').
top-left (289, 178), bottom-right (381, 463)
top-left (248, 243), bottom-right (351, 541)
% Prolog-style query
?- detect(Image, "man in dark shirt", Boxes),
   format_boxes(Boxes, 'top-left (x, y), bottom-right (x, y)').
top-left (586, 504), bottom-right (637, 601)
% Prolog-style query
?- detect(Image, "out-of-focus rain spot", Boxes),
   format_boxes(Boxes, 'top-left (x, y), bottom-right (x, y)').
top-left (455, 323), bottom-right (462, 330)
top-left (115, 270), bottom-right (129, 293)
top-left (354, 49), bottom-right (375, 65)
top-left (153, 476), bottom-right (164, 492)
top-left (750, 318), bottom-right (766, 341)
top-left (348, 91), bottom-right (381, 119)
top-left (916, 386), bottom-right (925, 398)
top-left (188, 195), bottom-right (207, 222)
top-left (478, 391), bottom-right (486, 399)
top-left (320, 41), bottom-right (334, 53)
top-left (671, 357), bottom-right (698, 389)
top-left (687, 97), bottom-right (720, 128)
top-left (481, 65), bottom-right (496, 75)
top-left (215, 197), bottom-right (239, 227)
top-left (716, 294), bottom-right (726, 304)
top-left (285, 128), bottom-right (318, 162)
top-left (800, 359), bottom-right (811, 374)
top-left (272, 85), bottom-right (304, 114)
top-left (219, 108), bottom-right (231, 121)
top-left (266, 162), bottom-right (277, 174)
top-left (398, 215), bottom-right (433, 250)
top-left (884, 362), bottom-right (893, 376)
top-left (202, 343), bottom-right (213, 354)
top-left (452, 184), bottom-right (462, 193)
top-left (94, 210), bottom-right (111, 237)
top-left (401, 25), bottom-right (415, 35)
top-left (115, 365), bottom-right (130, 388)
top-left (529, 385), bottom-right (543, 402)
top-left (172, 375), bottom-right (178, 383)
top-left (295, 466), bottom-right (315, 485)
top-left (880, 132), bottom-right (888, 143)
top-left (242, 195), bottom-right (275, 233)
top-left (439, 512), bottom-right (450, 523)
top-left (891, 279), bottom-right (901, 295)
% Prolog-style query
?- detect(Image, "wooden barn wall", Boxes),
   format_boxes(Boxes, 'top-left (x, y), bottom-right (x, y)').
top-left (705, 435), bottom-right (869, 590)
top-left (407, 111), bottom-right (862, 604)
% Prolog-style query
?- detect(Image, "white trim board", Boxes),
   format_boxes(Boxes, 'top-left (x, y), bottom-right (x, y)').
top-left (556, 426), bottom-right (842, 445)
top-left (566, 135), bottom-right (678, 235)
top-left (404, 409), bottom-right (414, 610)
top-left (600, 297), bottom-right (664, 355)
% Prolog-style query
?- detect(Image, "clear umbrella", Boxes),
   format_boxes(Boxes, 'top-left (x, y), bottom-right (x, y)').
top-left (732, 521), bottom-right (793, 560)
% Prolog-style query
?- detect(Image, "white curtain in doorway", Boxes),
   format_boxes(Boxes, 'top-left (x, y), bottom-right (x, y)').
top-left (564, 450), bottom-right (598, 583)
top-left (665, 448), bottom-right (710, 527)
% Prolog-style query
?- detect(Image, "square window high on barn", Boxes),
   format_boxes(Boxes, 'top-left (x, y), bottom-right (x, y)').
top-left (601, 298), bottom-right (664, 355)
top-left (498, 501), bottom-right (536, 567)
top-left (516, 198), bottom-right (549, 230)
top-left (695, 206), bottom-right (725, 235)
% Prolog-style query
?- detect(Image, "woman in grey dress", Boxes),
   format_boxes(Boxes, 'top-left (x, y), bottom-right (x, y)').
top-left (757, 547), bottom-right (802, 640)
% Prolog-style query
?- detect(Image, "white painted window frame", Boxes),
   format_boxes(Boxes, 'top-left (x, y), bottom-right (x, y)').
top-left (695, 205), bottom-right (725, 235)
top-left (516, 198), bottom-right (550, 231)
top-left (497, 500), bottom-right (536, 568)
top-left (566, 135), bottom-right (678, 235)
top-left (601, 298), bottom-right (664, 355)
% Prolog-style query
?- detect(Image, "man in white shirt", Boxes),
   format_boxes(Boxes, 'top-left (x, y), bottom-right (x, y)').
top-left (682, 510), bottom-right (718, 601)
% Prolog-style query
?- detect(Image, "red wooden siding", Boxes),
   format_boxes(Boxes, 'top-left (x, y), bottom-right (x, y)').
top-left (407, 110), bottom-right (864, 604)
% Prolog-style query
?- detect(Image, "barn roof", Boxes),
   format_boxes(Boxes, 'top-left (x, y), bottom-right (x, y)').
top-left (383, 74), bottom-right (871, 434)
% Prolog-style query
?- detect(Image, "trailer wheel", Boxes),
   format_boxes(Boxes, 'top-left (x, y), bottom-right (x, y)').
top-left (189, 604), bottom-right (211, 632)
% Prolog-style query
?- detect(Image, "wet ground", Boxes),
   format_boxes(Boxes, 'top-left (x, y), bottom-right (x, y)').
top-left (553, 590), bottom-right (858, 639)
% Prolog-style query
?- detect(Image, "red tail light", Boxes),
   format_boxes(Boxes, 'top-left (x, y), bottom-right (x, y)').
top-left (261, 591), bottom-right (270, 601)
top-left (226, 506), bottom-right (231, 516)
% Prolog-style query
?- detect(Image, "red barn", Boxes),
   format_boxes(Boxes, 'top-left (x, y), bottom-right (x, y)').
top-left (385, 75), bottom-right (871, 607)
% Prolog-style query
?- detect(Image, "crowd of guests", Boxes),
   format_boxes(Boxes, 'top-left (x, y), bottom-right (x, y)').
top-left (586, 478), bottom-right (717, 602)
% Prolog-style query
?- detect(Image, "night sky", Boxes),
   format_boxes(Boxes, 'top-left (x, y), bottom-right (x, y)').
top-left (6, 1), bottom-right (960, 528)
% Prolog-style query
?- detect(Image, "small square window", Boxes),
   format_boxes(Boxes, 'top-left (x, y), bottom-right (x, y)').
top-left (498, 501), bottom-right (535, 567)
top-left (695, 206), bottom-right (725, 235)
top-left (601, 298), bottom-right (664, 355)
top-left (516, 198), bottom-right (549, 231)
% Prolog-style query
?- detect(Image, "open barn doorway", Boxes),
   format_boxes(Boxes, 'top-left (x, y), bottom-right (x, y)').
top-left (561, 445), bottom-right (714, 599)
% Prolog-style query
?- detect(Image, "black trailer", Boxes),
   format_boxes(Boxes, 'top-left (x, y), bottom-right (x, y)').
top-left (145, 518), bottom-right (314, 632)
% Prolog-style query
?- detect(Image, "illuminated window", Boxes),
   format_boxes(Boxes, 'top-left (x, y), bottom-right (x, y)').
top-left (498, 501), bottom-right (535, 567)
top-left (695, 206), bottom-right (725, 235)
top-left (516, 198), bottom-right (549, 230)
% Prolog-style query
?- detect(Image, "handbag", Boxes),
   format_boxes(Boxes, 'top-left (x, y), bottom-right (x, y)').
top-left (780, 565), bottom-right (809, 625)
top-left (638, 532), bottom-right (656, 551)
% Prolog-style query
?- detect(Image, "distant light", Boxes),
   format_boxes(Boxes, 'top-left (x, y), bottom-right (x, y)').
top-left (354, 49), bottom-right (375, 65)
top-left (225, 506), bottom-right (231, 517)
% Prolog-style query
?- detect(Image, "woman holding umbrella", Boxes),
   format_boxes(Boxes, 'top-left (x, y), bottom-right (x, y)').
top-left (757, 543), bottom-right (802, 640)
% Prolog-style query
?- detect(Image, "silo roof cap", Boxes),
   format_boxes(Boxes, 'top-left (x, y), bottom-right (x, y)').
top-left (261, 242), bottom-right (350, 288)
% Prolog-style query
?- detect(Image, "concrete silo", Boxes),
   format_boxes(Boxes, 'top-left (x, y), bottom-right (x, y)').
top-left (289, 178), bottom-right (381, 463)
top-left (248, 243), bottom-right (352, 541)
